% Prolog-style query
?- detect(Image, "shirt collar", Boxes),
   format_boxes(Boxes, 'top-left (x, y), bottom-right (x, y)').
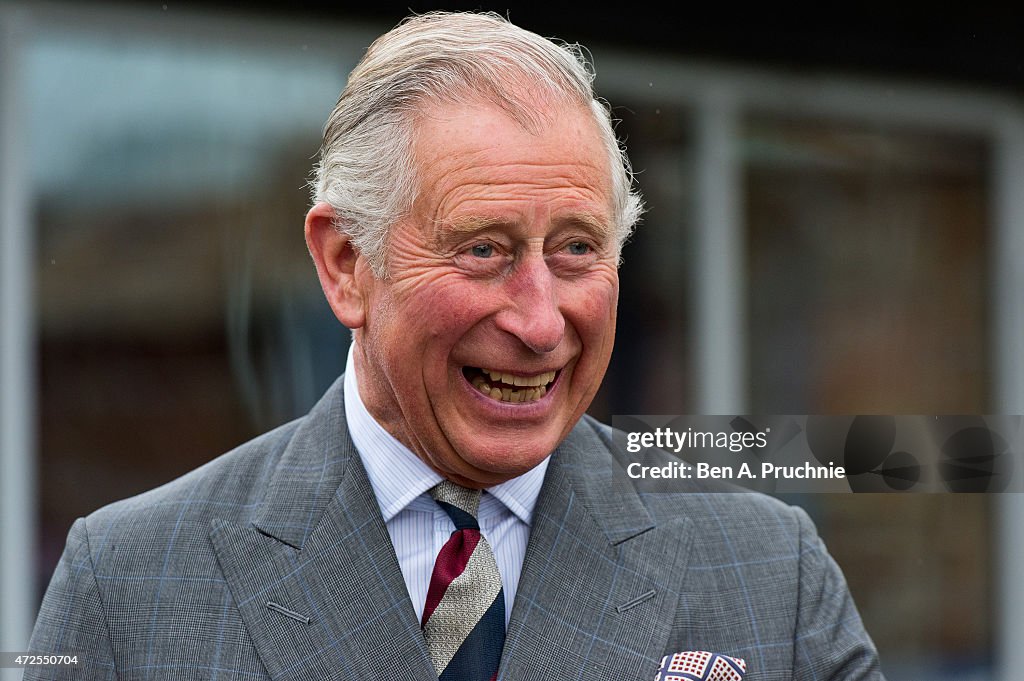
top-left (343, 344), bottom-right (549, 525)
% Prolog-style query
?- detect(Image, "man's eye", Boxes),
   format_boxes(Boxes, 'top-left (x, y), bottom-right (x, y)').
top-left (567, 242), bottom-right (591, 255)
top-left (470, 244), bottom-right (494, 258)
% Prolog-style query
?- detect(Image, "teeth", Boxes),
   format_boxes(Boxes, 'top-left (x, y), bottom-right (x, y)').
top-left (480, 368), bottom-right (556, 388)
top-left (470, 368), bottom-right (556, 404)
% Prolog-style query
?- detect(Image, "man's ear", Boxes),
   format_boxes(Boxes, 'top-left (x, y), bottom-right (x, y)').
top-left (305, 201), bottom-right (367, 329)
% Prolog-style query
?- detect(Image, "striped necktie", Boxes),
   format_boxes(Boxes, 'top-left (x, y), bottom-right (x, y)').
top-left (422, 480), bottom-right (505, 681)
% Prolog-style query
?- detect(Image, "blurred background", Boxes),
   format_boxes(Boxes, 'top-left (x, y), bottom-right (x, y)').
top-left (1, 2), bottom-right (1022, 680)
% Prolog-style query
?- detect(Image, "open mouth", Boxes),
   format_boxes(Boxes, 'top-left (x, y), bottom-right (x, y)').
top-left (462, 367), bottom-right (558, 404)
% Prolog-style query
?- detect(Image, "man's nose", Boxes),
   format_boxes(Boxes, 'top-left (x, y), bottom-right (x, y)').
top-left (494, 255), bottom-right (565, 354)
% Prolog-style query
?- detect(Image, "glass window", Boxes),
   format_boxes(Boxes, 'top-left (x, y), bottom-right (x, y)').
top-left (30, 23), bottom-right (356, 586)
top-left (744, 112), bottom-right (993, 677)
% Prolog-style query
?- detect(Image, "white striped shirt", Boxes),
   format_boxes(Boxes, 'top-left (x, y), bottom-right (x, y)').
top-left (343, 347), bottom-right (549, 626)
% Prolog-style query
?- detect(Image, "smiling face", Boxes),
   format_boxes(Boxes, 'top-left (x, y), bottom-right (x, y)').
top-left (349, 100), bottom-right (619, 488)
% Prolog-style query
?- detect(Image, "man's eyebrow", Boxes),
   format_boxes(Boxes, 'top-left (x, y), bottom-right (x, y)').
top-left (557, 213), bottom-right (612, 238)
top-left (443, 216), bottom-right (512, 234)
top-left (430, 216), bottom-right (511, 250)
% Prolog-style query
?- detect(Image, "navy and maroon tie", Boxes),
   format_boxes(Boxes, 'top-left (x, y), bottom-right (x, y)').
top-left (422, 480), bottom-right (505, 681)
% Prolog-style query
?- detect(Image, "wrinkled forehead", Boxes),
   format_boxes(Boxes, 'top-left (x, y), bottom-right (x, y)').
top-left (408, 111), bottom-right (616, 252)
top-left (408, 96), bottom-right (615, 209)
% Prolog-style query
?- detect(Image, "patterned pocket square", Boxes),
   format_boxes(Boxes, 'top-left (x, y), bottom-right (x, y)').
top-left (654, 650), bottom-right (746, 681)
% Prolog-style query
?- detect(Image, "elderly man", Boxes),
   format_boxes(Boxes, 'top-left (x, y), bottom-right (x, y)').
top-left (28, 12), bottom-right (882, 681)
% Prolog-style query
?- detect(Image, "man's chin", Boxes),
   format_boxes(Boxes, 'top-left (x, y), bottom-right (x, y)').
top-left (447, 438), bottom-right (556, 484)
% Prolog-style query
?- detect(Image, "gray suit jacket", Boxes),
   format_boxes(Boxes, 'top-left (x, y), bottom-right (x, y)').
top-left (28, 377), bottom-right (882, 680)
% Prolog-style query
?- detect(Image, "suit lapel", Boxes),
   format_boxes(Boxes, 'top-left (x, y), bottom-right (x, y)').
top-left (209, 378), bottom-right (436, 681)
top-left (500, 417), bottom-right (694, 681)
top-left (208, 377), bottom-right (690, 681)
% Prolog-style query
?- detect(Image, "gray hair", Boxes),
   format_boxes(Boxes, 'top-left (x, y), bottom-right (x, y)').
top-left (312, 11), bottom-right (643, 276)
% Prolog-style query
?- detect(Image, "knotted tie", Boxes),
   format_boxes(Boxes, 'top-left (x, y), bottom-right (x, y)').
top-left (422, 480), bottom-right (505, 681)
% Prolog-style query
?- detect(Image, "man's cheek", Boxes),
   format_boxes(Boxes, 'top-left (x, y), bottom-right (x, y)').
top-left (572, 289), bottom-right (618, 329)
